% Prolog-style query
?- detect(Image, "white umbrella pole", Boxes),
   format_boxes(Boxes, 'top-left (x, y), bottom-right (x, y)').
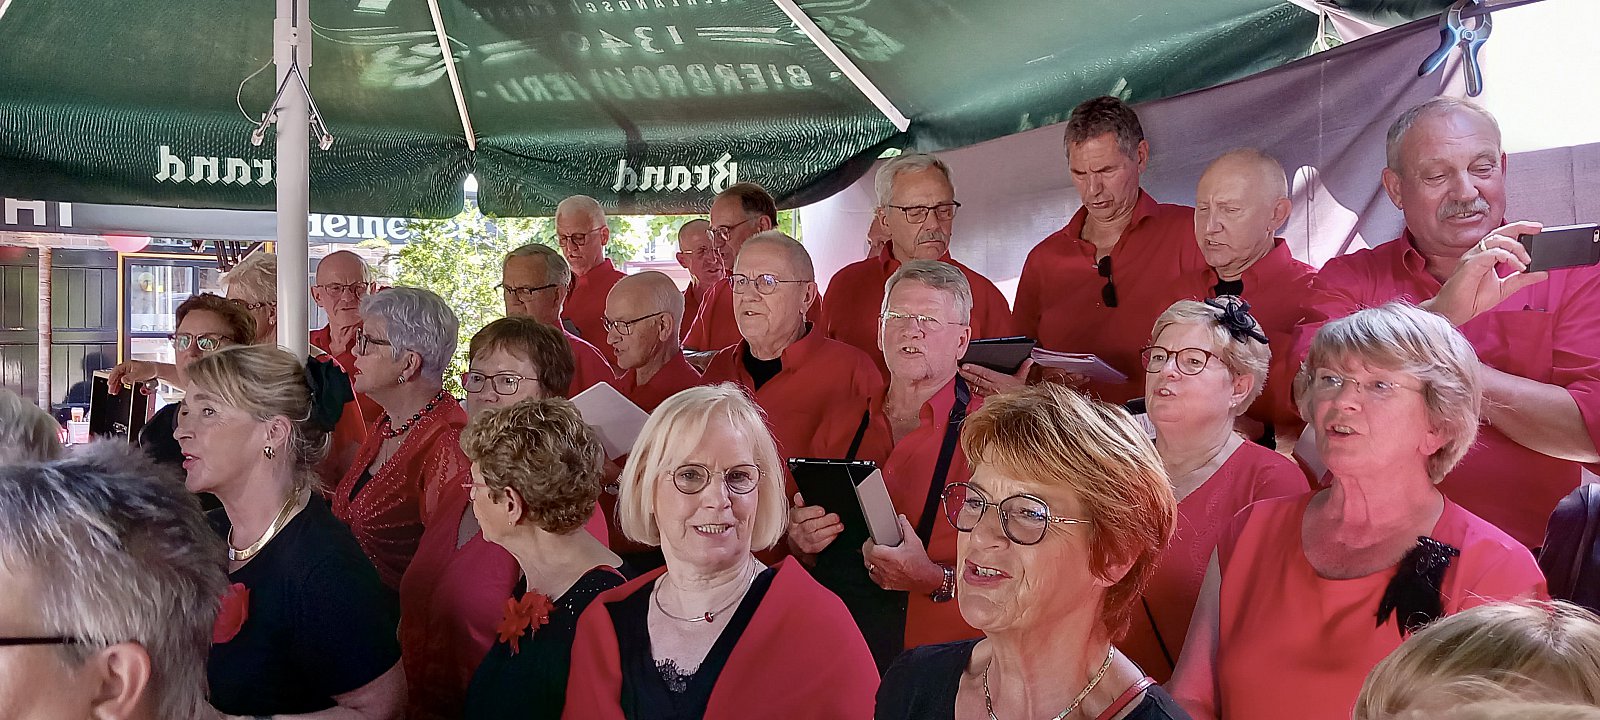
top-left (273, 0), bottom-right (310, 358)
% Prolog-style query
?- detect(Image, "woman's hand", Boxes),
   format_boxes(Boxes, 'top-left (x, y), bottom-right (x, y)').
top-left (787, 493), bottom-right (843, 556)
top-left (861, 515), bottom-right (944, 593)
top-left (106, 360), bottom-right (161, 394)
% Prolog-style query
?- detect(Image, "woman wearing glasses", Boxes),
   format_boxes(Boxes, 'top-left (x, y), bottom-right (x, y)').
top-left (565, 384), bottom-right (879, 719)
top-left (130, 293), bottom-right (255, 469)
top-left (1167, 303), bottom-right (1546, 720)
top-left (875, 383), bottom-right (1186, 720)
top-left (1119, 298), bottom-right (1307, 682)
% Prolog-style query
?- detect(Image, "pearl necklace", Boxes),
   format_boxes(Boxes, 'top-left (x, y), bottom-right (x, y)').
top-left (983, 646), bottom-right (1115, 720)
top-left (228, 490), bottom-right (301, 562)
top-left (380, 390), bottom-right (449, 439)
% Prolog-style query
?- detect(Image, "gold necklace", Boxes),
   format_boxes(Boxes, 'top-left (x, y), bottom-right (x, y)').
top-left (984, 646), bottom-right (1115, 720)
top-left (228, 490), bottom-right (301, 562)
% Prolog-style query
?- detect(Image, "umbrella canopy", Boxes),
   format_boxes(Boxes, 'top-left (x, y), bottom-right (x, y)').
top-left (0, 0), bottom-right (1448, 218)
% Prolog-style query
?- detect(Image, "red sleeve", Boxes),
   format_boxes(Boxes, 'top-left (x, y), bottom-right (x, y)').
top-left (561, 601), bottom-right (627, 720)
top-left (1456, 548), bottom-right (1550, 611)
top-left (1214, 500), bottom-right (1262, 577)
top-left (418, 430), bottom-right (469, 524)
top-left (1546, 271), bottom-right (1600, 454)
top-left (820, 278), bottom-right (845, 341)
top-left (1249, 452), bottom-right (1314, 501)
top-left (1291, 256), bottom-right (1369, 368)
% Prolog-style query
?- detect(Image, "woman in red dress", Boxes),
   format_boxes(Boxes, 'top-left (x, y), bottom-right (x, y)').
top-left (1168, 303), bottom-right (1547, 720)
top-left (1121, 298), bottom-right (1308, 681)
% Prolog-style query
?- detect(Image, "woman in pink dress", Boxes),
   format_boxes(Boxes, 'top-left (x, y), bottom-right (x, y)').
top-left (1120, 298), bottom-right (1308, 682)
top-left (1168, 302), bottom-right (1547, 720)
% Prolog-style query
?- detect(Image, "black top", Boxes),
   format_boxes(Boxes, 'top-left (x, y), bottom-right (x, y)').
top-left (463, 567), bottom-right (628, 720)
top-left (207, 499), bottom-right (402, 716)
top-left (613, 567), bottom-right (778, 720)
top-left (740, 344), bottom-right (784, 391)
top-left (876, 639), bottom-right (1192, 720)
top-left (137, 401), bottom-right (183, 467)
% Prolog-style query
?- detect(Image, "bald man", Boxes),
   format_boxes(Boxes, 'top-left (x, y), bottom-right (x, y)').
top-left (502, 243), bottom-right (616, 396)
top-left (556, 195), bottom-right (626, 365)
top-left (309, 250), bottom-right (372, 370)
top-left (674, 218), bottom-right (721, 340)
top-left (1191, 148), bottom-right (1316, 441)
top-left (684, 183), bottom-right (824, 351)
top-left (603, 271), bottom-right (704, 412)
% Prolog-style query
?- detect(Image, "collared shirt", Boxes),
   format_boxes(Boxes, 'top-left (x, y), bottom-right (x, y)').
top-left (683, 280), bottom-right (826, 352)
top-left (681, 282), bottom-right (708, 341)
top-left (564, 330), bottom-right (617, 398)
top-left (606, 352), bottom-right (704, 413)
top-left (822, 247), bottom-right (1015, 377)
top-left (311, 323), bottom-right (360, 373)
top-left (1293, 232), bottom-right (1600, 547)
top-left (564, 259), bottom-right (627, 365)
top-left (1014, 190), bottom-right (1207, 403)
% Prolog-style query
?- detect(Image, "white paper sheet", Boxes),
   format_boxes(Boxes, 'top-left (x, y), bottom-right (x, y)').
top-left (1027, 349), bottom-right (1129, 384)
top-left (570, 382), bottom-right (651, 460)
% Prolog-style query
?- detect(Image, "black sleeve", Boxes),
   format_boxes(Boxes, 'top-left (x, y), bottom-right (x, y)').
top-left (289, 553), bottom-right (402, 699)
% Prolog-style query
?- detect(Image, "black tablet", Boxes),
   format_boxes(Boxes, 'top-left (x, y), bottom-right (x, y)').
top-left (960, 336), bottom-right (1037, 374)
top-left (89, 371), bottom-right (149, 441)
top-left (789, 458), bottom-right (880, 548)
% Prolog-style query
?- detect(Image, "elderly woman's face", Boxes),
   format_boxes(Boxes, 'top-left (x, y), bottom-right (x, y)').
top-left (351, 317), bottom-right (405, 396)
top-left (1144, 322), bottom-right (1250, 429)
top-left (172, 309), bottom-right (241, 384)
top-left (653, 414), bottom-right (761, 575)
top-left (465, 347), bottom-right (547, 416)
top-left (955, 463), bottom-right (1118, 637)
top-left (1308, 357), bottom-right (1443, 480)
top-left (174, 385), bottom-right (270, 495)
top-left (225, 285), bottom-right (276, 344)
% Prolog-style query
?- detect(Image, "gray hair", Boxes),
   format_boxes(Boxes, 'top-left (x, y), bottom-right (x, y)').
top-left (0, 442), bottom-right (228, 720)
top-left (555, 194), bottom-right (607, 225)
top-left (507, 243), bottom-right (572, 287)
top-left (1065, 95), bottom-right (1146, 160)
top-left (222, 251), bottom-right (277, 302)
top-left (0, 388), bottom-right (61, 464)
top-left (1295, 302), bottom-right (1481, 482)
top-left (1386, 97), bottom-right (1502, 173)
top-left (881, 260), bottom-right (973, 324)
top-left (1150, 298), bottom-right (1272, 415)
top-left (873, 153), bottom-right (954, 207)
top-left (360, 287), bottom-right (460, 382)
top-left (738, 230), bottom-right (814, 281)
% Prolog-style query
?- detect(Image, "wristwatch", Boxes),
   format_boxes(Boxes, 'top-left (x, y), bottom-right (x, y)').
top-left (930, 563), bottom-right (957, 603)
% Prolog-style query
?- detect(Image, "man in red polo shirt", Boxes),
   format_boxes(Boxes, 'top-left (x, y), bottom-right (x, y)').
top-left (309, 250), bottom-right (371, 370)
top-left (501, 243), bottom-right (615, 396)
top-left (556, 195), bottom-right (626, 365)
top-left (1293, 97), bottom-right (1600, 547)
top-left (1191, 148), bottom-right (1317, 446)
top-left (823, 153), bottom-right (1013, 377)
top-left (683, 183), bottom-right (823, 351)
top-left (603, 271), bottom-right (704, 412)
top-left (970, 96), bottom-right (1206, 403)
top-left (674, 218), bottom-right (721, 341)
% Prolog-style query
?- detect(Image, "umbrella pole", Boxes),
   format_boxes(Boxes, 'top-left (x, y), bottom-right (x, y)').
top-left (273, 0), bottom-right (310, 359)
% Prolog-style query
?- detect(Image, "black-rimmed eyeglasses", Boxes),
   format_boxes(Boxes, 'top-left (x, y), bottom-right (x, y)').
top-left (1097, 255), bottom-right (1117, 308)
top-left (460, 371), bottom-right (536, 396)
top-left (0, 636), bottom-right (83, 648)
top-left (886, 202), bottom-right (961, 224)
top-left (669, 463), bottom-right (761, 495)
top-left (496, 282), bottom-right (560, 300)
top-left (355, 329), bottom-right (392, 356)
top-left (603, 311), bottom-right (666, 336)
top-left (941, 482), bottom-right (1090, 546)
top-left (557, 225), bottom-right (607, 247)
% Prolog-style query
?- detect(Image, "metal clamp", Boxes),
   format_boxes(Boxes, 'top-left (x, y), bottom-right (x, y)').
top-left (1418, 0), bottom-right (1494, 96)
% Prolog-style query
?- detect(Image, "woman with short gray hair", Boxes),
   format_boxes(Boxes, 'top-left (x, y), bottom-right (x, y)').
top-left (332, 286), bottom-right (471, 589)
top-left (0, 387), bottom-right (60, 463)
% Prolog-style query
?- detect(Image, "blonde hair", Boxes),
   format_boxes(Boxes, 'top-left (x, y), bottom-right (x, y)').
top-left (185, 345), bottom-right (330, 490)
top-left (1356, 601), bottom-right (1600, 718)
top-left (460, 398), bottom-right (603, 534)
top-left (959, 383), bottom-right (1176, 639)
top-left (1295, 302), bottom-right (1480, 482)
top-left (222, 251), bottom-right (277, 302)
top-left (1149, 298), bottom-right (1271, 415)
top-left (616, 384), bottom-right (787, 551)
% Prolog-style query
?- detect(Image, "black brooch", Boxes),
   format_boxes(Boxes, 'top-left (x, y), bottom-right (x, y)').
top-left (1377, 536), bottom-right (1461, 637)
top-left (1203, 296), bottom-right (1269, 345)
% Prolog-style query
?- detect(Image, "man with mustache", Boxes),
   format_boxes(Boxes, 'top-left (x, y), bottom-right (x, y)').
top-left (1293, 97), bottom-right (1600, 548)
top-left (821, 153), bottom-right (1014, 377)
top-left (555, 195), bottom-right (627, 366)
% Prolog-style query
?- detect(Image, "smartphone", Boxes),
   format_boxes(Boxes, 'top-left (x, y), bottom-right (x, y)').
top-left (1519, 224), bottom-right (1600, 273)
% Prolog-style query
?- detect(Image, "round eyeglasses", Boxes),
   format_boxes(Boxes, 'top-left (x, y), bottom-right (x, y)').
top-left (1139, 346), bottom-right (1217, 376)
top-left (669, 463), bottom-right (761, 495)
top-left (727, 273), bottom-right (809, 296)
top-left (314, 281), bottom-right (368, 298)
top-left (941, 482), bottom-right (1090, 546)
top-left (461, 371), bottom-right (536, 396)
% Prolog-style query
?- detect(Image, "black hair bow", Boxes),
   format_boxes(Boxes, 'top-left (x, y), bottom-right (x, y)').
top-left (1203, 296), bottom-right (1269, 345)
top-left (302, 357), bottom-right (354, 433)
top-left (1377, 536), bottom-right (1461, 637)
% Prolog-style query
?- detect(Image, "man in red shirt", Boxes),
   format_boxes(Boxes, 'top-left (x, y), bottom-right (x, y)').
top-left (823, 153), bottom-right (1014, 377)
top-left (309, 250), bottom-right (371, 370)
top-left (1293, 97), bottom-right (1600, 547)
top-left (603, 271), bottom-right (703, 413)
top-left (970, 96), bottom-right (1206, 403)
top-left (501, 243), bottom-right (615, 396)
top-left (684, 183), bottom-right (823, 351)
top-left (673, 218), bottom-right (721, 341)
top-left (556, 195), bottom-right (626, 365)
top-left (1192, 148), bottom-right (1317, 446)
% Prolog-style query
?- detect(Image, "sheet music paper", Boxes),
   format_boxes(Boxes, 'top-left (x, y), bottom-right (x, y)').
top-left (570, 382), bottom-right (650, 460)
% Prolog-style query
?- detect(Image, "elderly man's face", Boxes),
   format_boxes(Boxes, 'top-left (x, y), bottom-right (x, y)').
top-left (501, 255), bottom-right (564, 328)
top-left (676, 224), bottom-right (725, 287)
top-left (555, 210), bottom-right (608, 276)
top-left (1382, 109), bottom-right (1507, 258)
top-left (310, 253), bottom-right (368, 328)
top-left (0, 563), bottom-right (106, 719)
top-left (605, 284), bottom-right (672, 372)
top-left (879, 280), bottom-right (970, 384)
top-left (1194, 161), bottom-right (1286, 276)
top-left (731, 243), bottom-right (814, 352)
top-left (709, 196), bottom-right (767, 259)
top-left (879, 167), bottom-right (957, 262)
top-left (1067, 133), bottom-right (1147, 226)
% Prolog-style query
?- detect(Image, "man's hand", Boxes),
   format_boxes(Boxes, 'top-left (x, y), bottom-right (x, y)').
top-left (861, 514), bottom-right (944, 593)
top-left (1423, 221), bottom-right (1549, 327)
top-left (959, 359), bottom-right (1035, 397)
top-left (330, 323), bottom-right (361, 355)
top-left (106, 360), bottom-right (159, 395)
top-left (786, 493), bottom-right (843, 556)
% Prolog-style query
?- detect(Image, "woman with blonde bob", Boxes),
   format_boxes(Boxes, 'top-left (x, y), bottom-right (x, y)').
top-left (1355, 600), bottom-right (1600, 717)
top-left (1169, 303), bottom-right (1547, 720)
top-left (876, 383), bottom-right (1187, 719)
top-left (565, 383), bottom-right (878, 719)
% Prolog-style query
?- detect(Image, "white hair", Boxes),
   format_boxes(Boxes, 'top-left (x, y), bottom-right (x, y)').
top-left (1386, 97), bottom-right (1502, 173)
top-left (506, 243), bottom-right (572, 287)
top-left (873, 153), bottom-right (954, 207)
top-left (881, 260), bottom-right (973, 324)
top-left (222, 251), bottom-right (278, 302)
top-left (360, 287), bottom-right (460, 381)
top-left (0, 388), bottom-right (61, 464)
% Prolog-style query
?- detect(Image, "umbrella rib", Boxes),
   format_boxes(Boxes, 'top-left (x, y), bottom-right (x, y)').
top-left (425, 0), bottom-right (478, 151)
top-left (768, 0), bottom-right (910, 132)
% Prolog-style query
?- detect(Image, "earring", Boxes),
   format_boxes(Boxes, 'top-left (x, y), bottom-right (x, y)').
top-left (262, 446), bottom-right (276, 460)
top-left (397, 373), bottom-right (408, 384)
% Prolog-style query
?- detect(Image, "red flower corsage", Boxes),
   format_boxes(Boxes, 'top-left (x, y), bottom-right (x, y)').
top-left (213, 583), bottom-right (250, 644)
top-left (494, 592), bottom-right (554, 655)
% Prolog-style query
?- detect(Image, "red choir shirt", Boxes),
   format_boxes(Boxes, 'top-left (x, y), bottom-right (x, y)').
top-left (564, 259), bottom-right (626, 366)
top-left (683, 281), bottom-right (825, 352)
top-left (564, 329), bottom-right (616, 398)
top-left (1214, 493), bottom-right (1547, 720)
top-left (605, 352), bottom-right (705, 413)
top-left (1119, 441), bottom-right (1307, 682)
top-left (877, 377), bottom-right (984, 649)
top-left (822, 247), bottom-right (1016, 377)
top-left (1014, 191), bottom-right (1207, 403)
top-left (331, 395), bottom-right (470, 589)
top-left (682, 283), bottom-right (708, 341)
top-left (1196, 239), bottom-right (1318, 431)
top-left (1292, 233), bottom-right (1600, 547)
top-left (311, 322), bottom-right (383, 460)
top-left (701, 328), bottom-right (893, 475)
top-left (310, 323), bottom-right (359, 375)
top-left (562, 558), bottom-right (879, 720)
top-left (398, 483), bottom-right (520, 720)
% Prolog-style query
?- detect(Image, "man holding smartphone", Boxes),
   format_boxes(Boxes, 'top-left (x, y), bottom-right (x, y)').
top-left (1293, 97), bottom-right (1600, 547)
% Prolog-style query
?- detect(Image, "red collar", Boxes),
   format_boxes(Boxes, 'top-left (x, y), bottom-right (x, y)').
top-left (1061, 189), bottom-right (1161, 254)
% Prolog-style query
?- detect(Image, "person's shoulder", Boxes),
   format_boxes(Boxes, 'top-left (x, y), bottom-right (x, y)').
top-left (877, 638), bottom-right (978, 719)
top-left (890, 638), bottom-right (979, 675)
top-left (1439, 499), bottom-right (1536, 558)
top-left (828, 257), bottom-right (881, 284)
